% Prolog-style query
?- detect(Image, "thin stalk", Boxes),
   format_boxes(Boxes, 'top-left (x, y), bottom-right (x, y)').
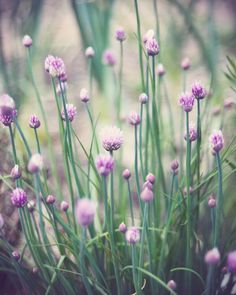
top-left (134, 125), bottom-right (142, 214)
top-left (9, 125), bottom-right (18, 164)
top-left (144, 57), bottom-right (150, 174)
top-left (139, 103), bottom-right (145, 180)
top-left (131, 244), bottom-right (140, 295)
top-left (117, 41), bottom-right (124, 122)
top-left (180, 70), bottom-right (187, 175)
top-left (127, 180), bottom-right (135, 226)
top-left (196, 99), bottom-right (201, 233)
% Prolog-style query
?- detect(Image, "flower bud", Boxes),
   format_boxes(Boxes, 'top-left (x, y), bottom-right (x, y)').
top-left (46, 195), bottom-right (56, 205)
top-left (141, 187), bottom-right (154, 202)
top-left (12, 250), bottom-right (20, 261)
top-left (11, 165), bottom-right (21, 180)
top-left (60, 201), bottom-right (69, 212)
top-left (146, 173), bottom-right (155, 184)
top-left (204, 248), bottom-right (220, 265)
top-left (119, 222), bottom-right (127, 233)
top-left (28, 154), bottom-right (43, 173)
top-left (22, 35), bottom-right (33, 47)
top-left (123, 169), bottom-right (131, 180)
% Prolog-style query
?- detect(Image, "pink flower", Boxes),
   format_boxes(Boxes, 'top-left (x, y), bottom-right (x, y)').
top-left (227, 250), bottom-right (236, 274)
top-left (179, 92), bottom-right (195, 112)
top-left (45, 55), bottom-right (66, 79)
top-left (29, 114), bottom-right (41, 129)
top-left (192, 81), bottom-right (207, 100)
top-left (60, 201), bottom-right (69, 212)
top-left (204, 248), bottom-right (220, 265)
top-left (95, 154), bottom-right (114, 177)
top-left (76, 198), bottom-right (96, 227)
top-left (85, 46), bottom-right (95, 58)
top-left (28, 154), bottom-right (43, 173)
top-left (61, 104), bottom-right (77, 122)
top-left (100, 126), bottom-right (123, 152)
top-left (103, 49), bottom-right (116, 66)
top-left (11, 188), bottom-right (27, 208)
top-left (80, 88), bottom-right (89, 103)
top-left (119, 222), bottom-right (127, 233)
top-left (181, 57), bottom-right (190, 70)
top-left (209, 130), bottom-right (224, 153)
top-left (125, 227), bottom-right (140, 244)
top-left (0, 94), bottom-right (17, 126)
top-left (115, 27), bottom-right (126, 42)
top-left (157, 63), bottom-right (165, 76)
top-left (145, 37), bottom-right (159, 56)
top-left (128, 111), bottom-right (141, 126)
top-left (139, 93), bottom-right (148, 104)
top-left (140, 187), bottom-right (154, 202)
top-left (184, 122), bottom-right (198, 142)
top-left (22, 35), bottom-right (32, 47)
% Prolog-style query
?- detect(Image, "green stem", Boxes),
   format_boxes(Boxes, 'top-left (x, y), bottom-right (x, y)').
top-left (196, 99), bottom-right (201, 233)
top-left (127, 180), bottom-right (135, 226)
top-left (139, 103), bottom-right (145, 180)
top-left (9, 125), bottom-right (18, 164)
top-left (134, 125), bottom-right (142, 214)
top-left (132, 244), bottom-right (140, 295)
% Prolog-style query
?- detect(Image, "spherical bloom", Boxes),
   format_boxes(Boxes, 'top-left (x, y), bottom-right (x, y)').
top-left (11, 188), bottom-right (27, 208)
top-left (95, 154), bottom-right (114, 177)
top-left (125, 227), bottom-right (140, 244)
top-left (139, 93), bottom-right (148, 104)
top-left (224, 98), bottom-right (234, 110)
top-left (0, 94), bottom-right (17, 126)
top-left (76, 198), bottom-right (96, 227)
top-left (128, 111), bottom-right (141, 126)
top-left (28, 153), bottom-right (43, 173)
top-left (157, 63), bottom-right (165, 76)
top-left (80, 88), bottom-right (89, 103)
top-left (0, 214), bottom-right (4, 229)
top-left (181, 57), bottom-right (190, 70)
top-left (119, 222), bottom-right (127, 233)
top-left (46, 195), bottom-right (56, 205)
top-left (12, 251), bottom-right (20, 261)
top-left (167, 280), bottom-right (177, 290)
top-left (192, 81), bottom-right (207, 100)
top-left (142, 181), bottom-right (153, 190)
top-left (184, 122), bottom-right (198, 142)
top-left (22, 35), bottom-right (32, 47)
top-left (115, 27), bottom-right (126, 41)
top-left (146, 173), bottom-right (155, 184)
top-left (85, 46), bottom-right (95, 58)
top-left (29, 114), bottom-right (41, 129)
top-left (204, 248), bottom-right (220, 265)
top-left (227, 251), bottom-right (236, 274)
top-left (27, 200), bottom-right (35, 213)
top-left (171, 160), bottom-right (179, 175)
top-left (141, 187), bottom-right (154, 202)
top-left (100, 125), bottom-right (123, 152)
top-left (145, 37), bottom-right (159, 56)
top-left (103, 49), bottom-right (116, 66)
top-left (209, 130), bottom-right (224, 153)
top-left (208, 194), bottom-right (216, 208)
top-left (179, 92), bottom-right (195, 112)
top-left (60, 201), bottom-right (69, 212)
top-left (45, 55), bottom-right (66, 79)
top-left (11, 165), bottom-right (21, 180)
top-left (61, 104), bottom-right (77, 122)
top-left (143, 29), bottom-right (155, 44)
top-left (123, 169), bottom-right (131, 180)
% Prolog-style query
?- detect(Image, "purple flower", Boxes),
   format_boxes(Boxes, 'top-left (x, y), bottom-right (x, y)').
top-left (181, 57), bottom-right (190, 71)
top-left (60, 201), bottom-right (69, 212)
top-left (146, 173), bottom-right (155, 184)
top-left (192, 81), bottom-right (207, 100)
top-left (170, 160), bottom-right (179, 175)
top-left (125, 227), bottom-right (140, 244)
top-left (95, 154), bottom-right (114, 177)
top-left (28, 153), bottom-right (43, 173)
top-left (76, 198), bottom-right (96, 227)
top-left (45, 55), bottom-right (66, 79)
top-left (11, 165), bottom-right (21, 180)
top-left (22, 35), bottom-right (32, 47)
top-left (145, 37), bottom-right (159, 56)
top-left (167, 280), bottom-right (177, 290)
top-left (100, 125), bottom-right (123, 152)
top-left (142, 181), bottom-right (153, 190)
top-left (204, 248), bottom-right (220, 265)
top-left (11, 188), bottom-right (27, 208)
top-left (209, 130), bottom-right (224, 153)
top-left (227, 250), bottom-right (236, 274)
top-left (143, 29), bottom-right (155, 44)
top-left (122, 169), bottom-right (131, 180)
top-left (103, 49), bottom-right (116, 66)
top-left (80, 88), bottom-right (89, 103)
top-left (85, 47), bottom-right (95, 58)
top-left (0, 94), bottom-right (17, 126)
top-left (140, 187), bottom-right (154, 202)
top-left (29, 114), bottom-right (41, 129)
top-left (119, 222), bottom-right (127, 233)
top-left (139, 93), bottom-right (148, 104)
top-left (46, 195), bottom-right (56, 205)
top-left (208, 194), bottom-right (216, 208)
top-left (179, 92), bottom-right (195, 112)
top-left (128, 111), bottom-right (141, 126)
top-left (115, 27), bottom-right (126, 42)
top-left (27, 200), bottom-right (35, 213)
top-left (12, 250), bottom-right (20, 261)
top-left (184, 122), bottom-right (198, 142)
top-left (157, 63), bottom-right (165, 76)
top-left (61, 104), bottom-right (77, 122)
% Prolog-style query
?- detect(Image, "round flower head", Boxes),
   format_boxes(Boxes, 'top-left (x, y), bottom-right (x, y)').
top-left (60, 201), bottom-right (69, 212)
top-left (45, 55), bottom-right (55, 72)
top-left (142, 181), bottom-right (153, 190)
top-left (192, 81), bottom-right (207, 100)
top-left (167, 280), bottom-right (177, 290)
top-left (27, 200), bottom-right (35, 213)
top-left (179, 92), bottom-right (195, 112)
top-left (46, 195), bottom-right (56, 205)
top-left (139, 93), bottom-right (148, 104)
top-left (171, 160), bottom-right (179, 174)
top-left (224, 98), bottom-right (234, 110)
top-left (0, 94), bottom-right (17, 126)
top-left (115, 27), bottom-right (126, 42)
top-left (208, 194), bottom-right (216, 208)
top-left (209, 130), bottom-right (224, 153)
top-left (22, 35), bottom-right (32, 47)
top-left (12, 250), bottom-right (20, 261)
top-left (45, 55), bottom-right (66, 79)
top-left (143, 29), bottom-right (155, 44)
top-left (11, 188), bottom-right (27, 208)
top-left (141, 187), bottom-right (154, 202)
top-left (123, 169), bottom-right (131, 180)
top-left (181, 57), bottom-right (190, 70)
top-left (80, 88), bottom-right (89, 103)
top-left (100, 125), bottom-right (123, 152)
top-left (103, 49), bottom-right (116, 66)
top-left (61, 104), bottom-right (77, 122)
top-left (125, 227), bottom-right (140, 244)
top-left (76, 198), bottom-right (96, 227)
top-left (128, 111), bottom-right (141, 126)
top-left (227, 251), bottom-right (236, 274)
top-left (0, 214), bottom-right (4, 229)
top-left (145, 37), bottom-right (159, 56)
top-left (204, 248), bottom-right (220, 265)
top-left (95, 154), bottom-right (114, 177)
top-left (11, 165), bottom-right (21, 180)
top-left (85, 46), bottom-right (95, 58)
top-left (28, 153), bottom-right (43, 173)
top-left (146, 173), bottom-right (155, 184)
top-left (29, 114), bottom-right (41, 129)
top-left (119, 222), bottom-right (127, 233)
top-left (184, 122), bottom-right (198, 142)
top-left (157, 63), bottom-right (165, 76)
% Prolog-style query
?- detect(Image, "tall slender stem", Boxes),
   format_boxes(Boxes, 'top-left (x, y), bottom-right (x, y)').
top-left (127, 180), bottom-right (135, 226)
